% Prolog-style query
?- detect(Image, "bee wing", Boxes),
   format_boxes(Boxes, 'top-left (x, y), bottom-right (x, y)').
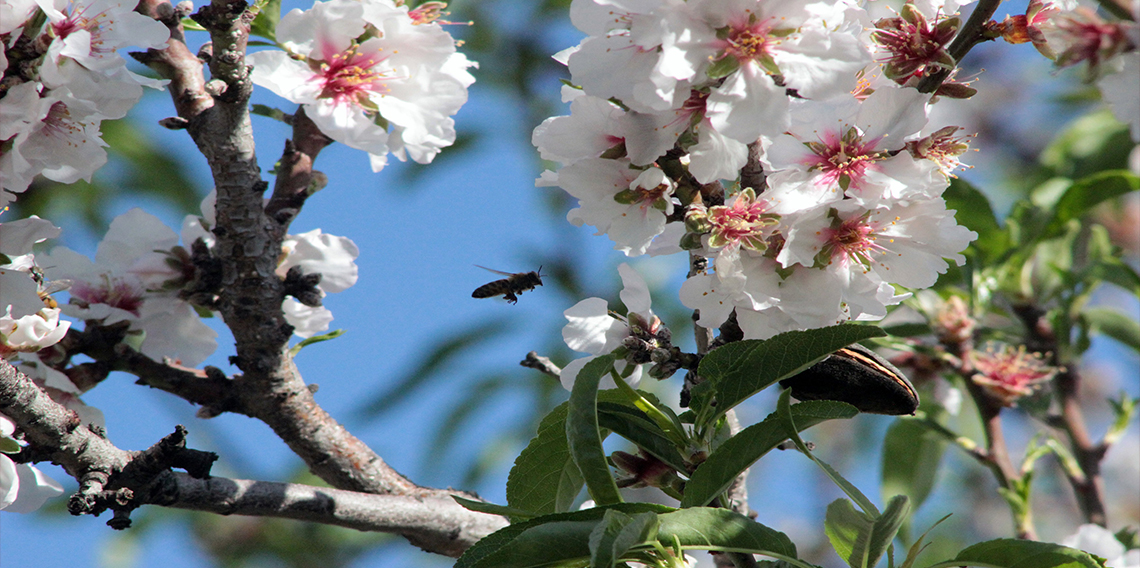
top-left (474, 265), bottom-right (515, 276)
top-left (38, 279), bottom-right (73, 296)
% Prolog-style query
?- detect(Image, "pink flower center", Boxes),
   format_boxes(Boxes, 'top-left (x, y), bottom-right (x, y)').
top-left (805, 127), bottom-right (882, 191)
top-left (52, 2), bottom-right (115, 56)
top-left (71, 277), bottom-right (144, 315)
top-left (314, 46), bottom-right (391, 105)
top-left (707, 191), bottom-right (777, 250)
top-left (971, 344), bottom-right (1056, 405)
top-left (823, 214), bottom-right (887, 269)
top-left (724, 17), bottom-right (779, 64)
top-left (41, 101), bottom-right (86, 146)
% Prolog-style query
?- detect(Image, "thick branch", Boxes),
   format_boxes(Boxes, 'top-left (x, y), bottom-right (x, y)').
top-left (156, 473), bottom-right (508, 557)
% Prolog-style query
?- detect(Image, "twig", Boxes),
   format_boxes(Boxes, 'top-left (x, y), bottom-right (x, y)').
top-left (917, 0), bottom-right (1004, 93)
top-left (520, 351), bottom-right (562, 378)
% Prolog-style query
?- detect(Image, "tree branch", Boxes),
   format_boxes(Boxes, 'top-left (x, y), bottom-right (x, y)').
top-left (155, 473), bottom-right (508, 557)
top-left (0, 359), bottom-right (507, 555)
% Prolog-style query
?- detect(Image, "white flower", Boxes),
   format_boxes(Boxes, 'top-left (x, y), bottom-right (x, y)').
top-left (0, 85), bottom-right (109, 195)
top-left (548, 159), bottom-right (676, 256)
top-left (1062, 524), bottom-right (1140, 568)
top-left (561, 263), bottom-right (660, 391)
top-left (277, 228), bottom-right (359, 338)
top-left (566, 0), bottom-right (712, 114)
top-left (1099, 51), bottom-right (1140, 141)
top-left (249, 0), bottom-right (475, 172)
top-left (777, 198), bottom-right (977, 290)
top-left (0, 0), bottom-right (38, 34)
top-left (40, 208), bottom-right (218, 366)
top-left (532, 94), bottom-right (628, 166)
top-left (763, 86), bottom-right (938, 213)
top-left (1, 415), bottom-right (65, 513)
top-left (1, 306), bottom-right (71, 354)
top-left (694, 0), bottom-right (870, 144)
top-left (0, 215), bottom-right (62, 318)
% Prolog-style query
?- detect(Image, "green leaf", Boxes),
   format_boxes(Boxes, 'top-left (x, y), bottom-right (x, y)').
top-left (507, 390), bottom-right (639, 516)
top-left (567, 354), bottom-right (623, 506)
top-left (656, 507), bottom-right (797, 558)
top-left (825, 498), bottom-right (874, 568)
top-left (1039, 110), bottom-right (1133, 181)
top-left (1044, 170), bottom-right (1139, 237)
top-left (0, 437), bottom-right (21, 454)
top-left (944, 178), bottom-right (1007, 263)
top-left (866, 496), bottom-right (909, 568)
top-left (597, 402), bottom-right (689, 473)
top-left (948, 539), bottom-right (1108, 568)
top-left (681, 400), bottom-right (858, 508)
top-left (825, 495), bottom-right (907, 568)
top-left (249, 0), bottom-right (282, 42)
top-left (776, 390), bottom-right (878, 517)
top-left (288, 329), bottom-right (345, 356)
top-left (1082, 307), bottom-right (1140, 352)
top-left (880, 416), bottom-right (946, 524)
top-left (694, 324), bottom-right (886, 421)
top-left (589, 510), bottom-right (658, 568)
top-left (452, 496), bottom-right (535, 520)
top-left (455, 504), bottom-right (674, 568)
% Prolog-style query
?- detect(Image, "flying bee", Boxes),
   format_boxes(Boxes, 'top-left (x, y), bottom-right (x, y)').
top-left (29, 265), bottom-right (71, 309)
top-left (472, 266), bottom-right (543, 305)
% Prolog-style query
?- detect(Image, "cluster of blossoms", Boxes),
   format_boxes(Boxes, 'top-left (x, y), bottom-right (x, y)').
top-left (545, 0), bottom-right (1138, 387)
top-left (249, 0), bottom-right (476, 172)
top-left (0, 196), bottom-right (359, 512)
top-left (540, 0), bottom-right (985, 380)
top-left (0, 0), bottom-right (169, 203)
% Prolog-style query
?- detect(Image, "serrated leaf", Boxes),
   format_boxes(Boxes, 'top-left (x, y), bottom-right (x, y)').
top-left (452, 496), bottom-right (535, 520)
top-left (590, 510), bottom-right (658, 568)
top-left (866, 496), bottom-right (908, 568)
top-left (567, 354), bottom-right (623, 506)
top-left (507, 390), bottom-right (636, 516)
top-left (694, 324), bottom-right (886, 421)
top-left (951, 538), bottom-right (1108, 568)
top-left (881, 417), bottom-right (945, 524)
top-left (825, 498), bottom-right (874, 568)
top-left (597, 402), bottom-right (689, 473)
top-left (657, 508), bottom-right (797, 558)
top-left (1083, 307), bottom-right (1140, 352)
top-left (455, 504), bottom-right (675, 568)
top-left (681, 400), bottom-right (858, 508)
top-left (825, 495), bottom-right (908, 568)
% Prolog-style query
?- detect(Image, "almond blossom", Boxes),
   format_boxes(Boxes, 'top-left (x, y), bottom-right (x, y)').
top-left (542, 158), bottom-right (677, 256)
top-left (249, 0), bottom-right (475, 172)
top-left (561, 263), bottom-right (666, 390)
top-left (1, 413), bottom-right (65, 513)
top-left (39, 208), bottom-right (218, 366)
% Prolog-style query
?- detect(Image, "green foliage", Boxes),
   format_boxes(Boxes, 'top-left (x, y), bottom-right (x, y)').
top-left (454, 504), bottom-right (800, 568)
top-left (824, 496), bottom-right (909, 568)
top-left (943, 539), bottom-right (1108, 568)
top-left (566, 354), bottom-right (624, 506)
top-left (880, 411), bottom-right (947, 537)
top-left (681, 400), bottom-right (858, 508)
top-left (691, 324), bottom-right (886, 428)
